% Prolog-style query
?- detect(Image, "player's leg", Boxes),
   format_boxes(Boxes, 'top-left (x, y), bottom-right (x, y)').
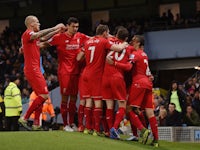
top-left (19, 71), bottom-right (48, 130)
top-left (83, 98), bottom-right (93, 134)
top-left (78, 98), bottom-right (85, 132)
top-left (93, 99), bottom-right (103, 135)
top-left (143, 89), bottom-right (159, 147)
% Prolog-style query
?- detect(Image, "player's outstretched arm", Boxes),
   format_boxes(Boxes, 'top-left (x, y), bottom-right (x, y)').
top-left (77, 51), bottom-right (85, 61)
top-left (30, 23), bottom-right (65, 40)
top-left (110, 42), bottom-right (128, 52)
top-left (106, 55), bottom-right (132, 71)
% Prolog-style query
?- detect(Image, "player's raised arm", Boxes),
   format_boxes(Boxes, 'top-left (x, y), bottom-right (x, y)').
top-left (31, 23), bottom-right (65, 40)
top-left (106, 55), bottom-right (132, 71)
top-left (110, 41), bottom-right (128, 52)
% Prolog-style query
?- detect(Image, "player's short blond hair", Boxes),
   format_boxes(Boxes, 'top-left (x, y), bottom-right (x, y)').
top-left (24, 15), bottom-right (37, 27)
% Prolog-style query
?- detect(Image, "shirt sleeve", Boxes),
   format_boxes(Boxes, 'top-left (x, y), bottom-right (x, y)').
top-left (105, 39), bottom-right (113, 50)
top-left (48, 34), bottom-right (58, 46)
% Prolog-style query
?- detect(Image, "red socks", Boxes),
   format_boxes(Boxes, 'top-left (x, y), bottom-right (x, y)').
top-left (139, 112), bottom-right (147, 128)
top-left (60, 101), bottom-right (68, 126)
top-left (78, 104), bottom-right (84, 127)
top-left (113, 107), bottom-right (125, 129)
top-left (106, 109), bottom-right (114, 129)
top-left (68, 101), bottom-right (77, 125)
top-left (24, 96), bottom-right (46, 120)
top-left (33, 105), bottom-right (43, 126)
top-left (149, 116), bottom-right (158, 140)
top-left (129, 111), bottom-right (144, 131)
top-left (84, 107), bottom-right (92, 130)
top-left (93, 108), bottom-right (102, 132)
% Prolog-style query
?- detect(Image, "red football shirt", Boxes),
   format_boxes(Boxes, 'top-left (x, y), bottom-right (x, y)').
top-left (21, 29), bottom-right (40, 72)
top-left (83, 36), bottom-right (112, 75)
top-left (130, 50), bottom-right (152, 89)
top-left (104, 38), bottom-right (134, 78)
top-left (49, 32), bottom-right (89, 75)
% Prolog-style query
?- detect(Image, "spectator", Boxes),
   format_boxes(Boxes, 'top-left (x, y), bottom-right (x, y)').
top-left (192, 90), bottom-right (200, 117)
top-left (174, 13), bottom-right (184, 25)
top-left (183, 105), bottom-right (200, 126)
top-left (166, 103), bottom-right (182, 126)
top-left (185, 77), bottom-right (193, 91)
top-left (157, 106), bottom-right (167, 126)
top-left (192, 77), bottom-right (199, 90)
top-left (167, 9), bottom-right (174, 25)
top-left (166, 80), bottom-right (186, 115)
top-left (0, 95), bottom-right (5, 130)
top-left (4, 76), bottom-right (22, 131)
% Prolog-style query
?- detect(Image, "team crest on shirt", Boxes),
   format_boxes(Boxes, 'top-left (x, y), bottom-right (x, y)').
top-left (77, 39), bottom-right (80, 44)
top-left (129, 54), bottom-right (135, 60)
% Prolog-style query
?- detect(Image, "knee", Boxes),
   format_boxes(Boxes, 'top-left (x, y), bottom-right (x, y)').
top-left (40, 94), bottom-right (49, 100)
top-left (132, 107), bottom-right (140, 115)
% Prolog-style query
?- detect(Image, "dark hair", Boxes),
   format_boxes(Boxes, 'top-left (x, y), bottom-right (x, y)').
top-left (134, 35), bottom-right (144, 46)
top-left (9, 75), bottom-right (18, 82)
top-left (96, 24), bottom-right (109, 35)
top-left (67, 17), bottom-right (79, 25)
top-left (116, 27), bottom-right (129, 41)
top-left (171, 80), bottom-right (178, 84)
top-left (169, 102), bottom-right (176, 108)
top-left (113, 26), bottom-right (124, 35)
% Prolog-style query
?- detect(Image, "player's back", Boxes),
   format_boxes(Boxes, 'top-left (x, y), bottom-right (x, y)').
top-left (84, 36), bottom-right (109, 75)
top-left (131, 50), bottom-right (152, 89)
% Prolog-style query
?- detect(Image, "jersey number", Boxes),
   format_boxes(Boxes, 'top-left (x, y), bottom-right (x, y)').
top-left (88, 46), bottom-right (95, 63)
top-left (107, 49), bottom-right (126, 61)
top-left (144, 59), bottom-right (151, 76)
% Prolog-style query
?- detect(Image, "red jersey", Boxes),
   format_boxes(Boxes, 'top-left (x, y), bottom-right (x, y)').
top-left (104, 38), bottom-right (134, 78)
top-left (130, 50), bottom-right (152, 89)
top-left (49, 32), bottom-right (89, 75)
top-left (83, 36), bottom-right (112, 76)
top-left (21, 29), bottom-right (40, 73)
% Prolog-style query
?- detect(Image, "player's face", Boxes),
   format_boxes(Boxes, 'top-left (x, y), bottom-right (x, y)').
top-left (67, 23), bottom-right (79, 35)
top-left (102, 30), bottom-right (109, 38)
top-left (130, 37), bottom-right (139, 48)
top-left (32, 17), bottom-right (40, 32)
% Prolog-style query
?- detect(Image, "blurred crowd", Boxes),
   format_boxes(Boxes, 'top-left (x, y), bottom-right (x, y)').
top-left (153, 73), bottom-right (200, 127)
top-left (94, 10), bottom-right (200, 40)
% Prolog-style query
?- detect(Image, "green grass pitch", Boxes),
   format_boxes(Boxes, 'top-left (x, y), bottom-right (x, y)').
top-left (0, 131), bottom-right (200, 150)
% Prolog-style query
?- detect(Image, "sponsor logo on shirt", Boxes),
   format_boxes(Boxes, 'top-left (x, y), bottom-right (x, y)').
top-left (129, 54), bottom-right (135, 60)
top-left (66, 44), bottom-right (79, 50)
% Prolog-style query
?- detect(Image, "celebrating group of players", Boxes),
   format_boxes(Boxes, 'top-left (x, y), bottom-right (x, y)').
top-left (19, 15), bottom-right (159, 147)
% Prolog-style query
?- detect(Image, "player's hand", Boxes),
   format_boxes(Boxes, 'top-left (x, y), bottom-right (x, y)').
top-left (118, 42), bottom-right (128, 51)
top-left (121, 41), bottom-right (128, 47)
top-left (19, 47), bottom-right (23, 54)
top-left (149, 75), bottom-right (154, 82)
top-left (55, 23), bottom-right (66, 32)
top-left (106, 55), bottom-right (114, 65)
